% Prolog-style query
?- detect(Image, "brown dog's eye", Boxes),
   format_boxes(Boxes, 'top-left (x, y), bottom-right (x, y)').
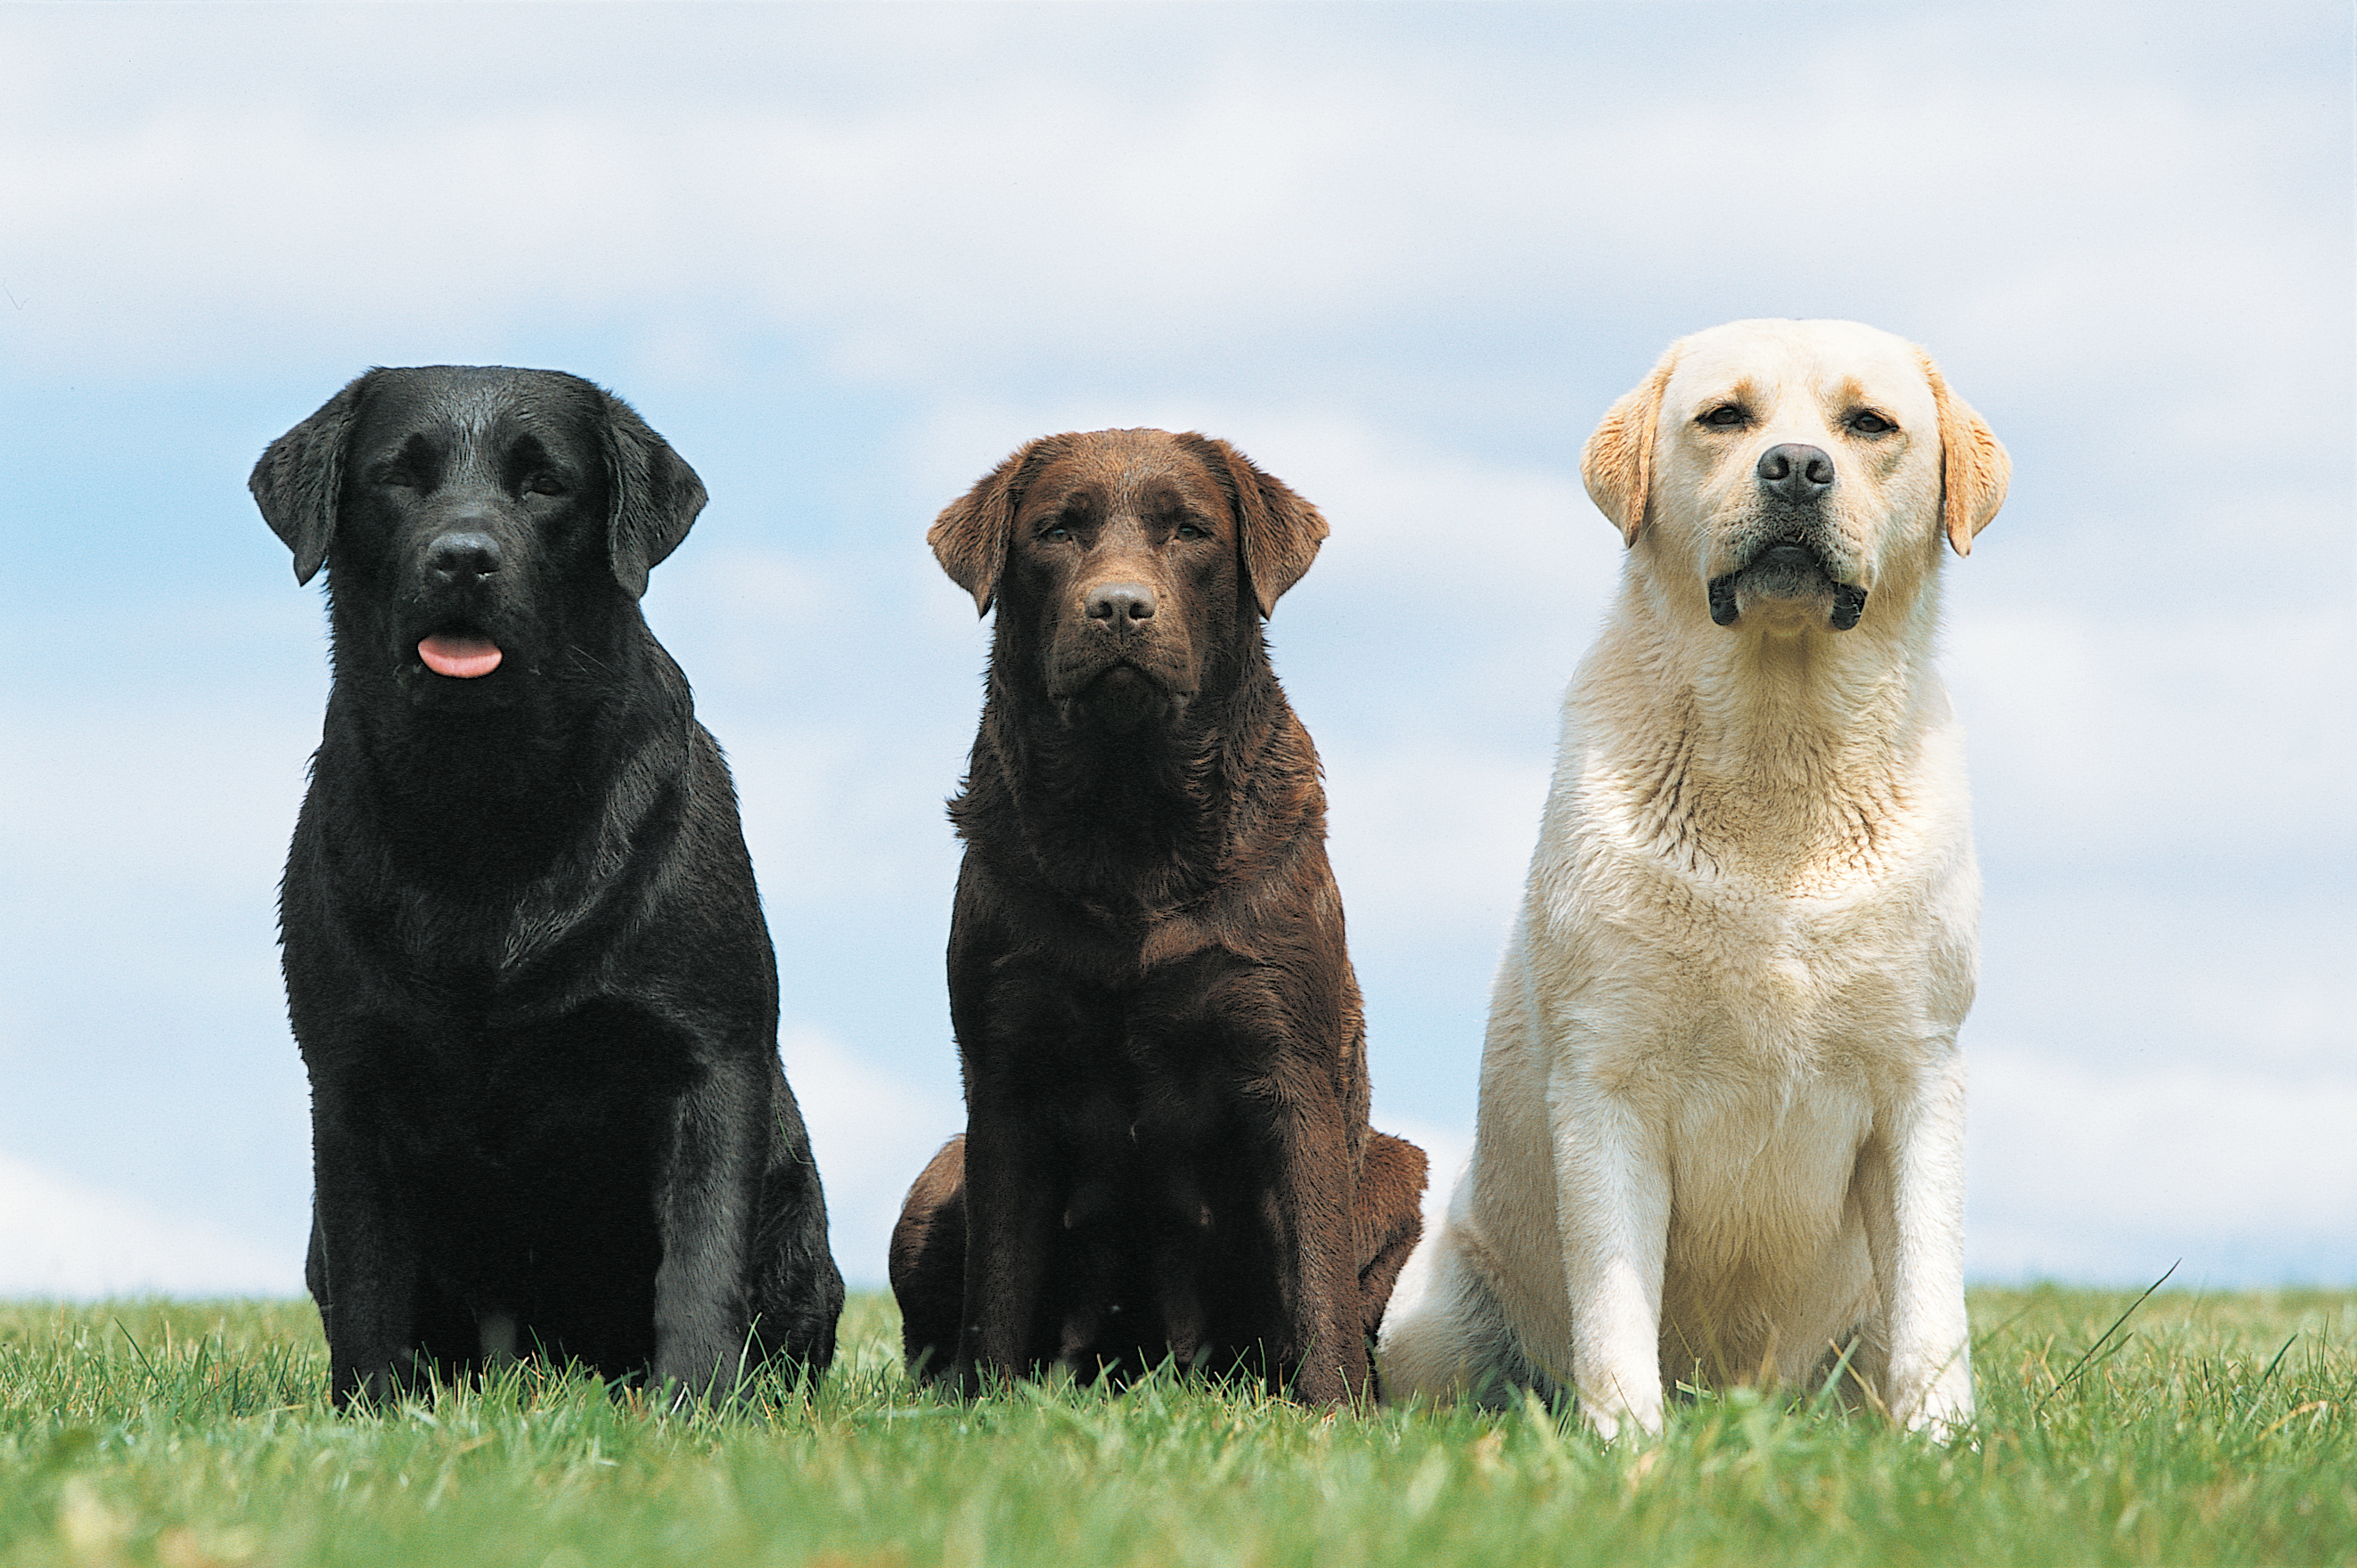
top-left (1699, 404), bottom-right (1747, 429)
top-left (1848, 411), bottom-right (1895, 435)
top-left (1175, 522), bottom-right (1207, 541)
top-left (1040, 524), bottom-right (1072, 543)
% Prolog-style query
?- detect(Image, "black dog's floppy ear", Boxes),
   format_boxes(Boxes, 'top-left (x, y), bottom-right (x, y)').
top-left (929, 436), bottom-right (1063, 617)
top-left (599, 390), bottom-right (708, 599)
top-left (1181, 434), bottom-right (1330, 618)
top-left (250, 372), bottom-right (375, 586)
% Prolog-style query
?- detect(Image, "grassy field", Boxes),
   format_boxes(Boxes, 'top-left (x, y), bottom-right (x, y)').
top-left (1, 1286), bottom-right (2351, 1567)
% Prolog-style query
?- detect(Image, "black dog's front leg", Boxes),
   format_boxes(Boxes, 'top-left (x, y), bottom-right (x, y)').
top-left (650, 1051), bottom-right (769, 1401)
top-left (307, 1125), bottom-right (429, 1409)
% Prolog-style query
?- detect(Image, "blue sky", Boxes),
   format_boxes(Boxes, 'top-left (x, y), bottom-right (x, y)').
top-left (1, 1), bottom-right (2350, 1294)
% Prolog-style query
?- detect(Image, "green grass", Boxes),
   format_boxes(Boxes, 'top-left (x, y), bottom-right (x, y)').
top-left (2, 1287), bottom-right (2351, 1566)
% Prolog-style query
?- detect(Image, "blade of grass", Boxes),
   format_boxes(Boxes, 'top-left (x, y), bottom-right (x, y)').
top-left (1805, 1337), bottom-right (1863, 1418)
top-left (112, 1319), bottom-right (162, 1396)
top-left (2238, 1331), bottom-right (2302, 1425)
top-left (2033, 1260), bottom-right (2178, 1417)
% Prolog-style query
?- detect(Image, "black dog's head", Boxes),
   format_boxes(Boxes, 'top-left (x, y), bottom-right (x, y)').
top-left (929, 429), bottom-right (1328, 733)
top-left (250, 366), bottom-right (706, 709)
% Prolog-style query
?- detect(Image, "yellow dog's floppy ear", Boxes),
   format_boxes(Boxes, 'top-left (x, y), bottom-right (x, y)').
top-left (1181, 434), bottom-right (1330, 617)
top-left (1581, 350), bottom-right (1676, 546)
top-left (1918, 350), bottom-right (2010, 556)
top-left (929, 437), bottom-right (1067, 616)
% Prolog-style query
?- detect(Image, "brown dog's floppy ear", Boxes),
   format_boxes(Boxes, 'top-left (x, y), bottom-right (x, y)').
top-left (1581, 350), bottom-right (1676, 547)
top-left (1182, 434), bottom-right (1330, 617)
top-left (929, 438), bottom-right (1054, 617)
top-left (1918, 351), bottom-right (2010, 556)
top-left (599, 388), bottom-right (708, 599)
top-left (250, 372), bottom-right (376, 586)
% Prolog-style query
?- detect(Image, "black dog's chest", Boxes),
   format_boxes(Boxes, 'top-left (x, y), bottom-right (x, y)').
top-left (353, 998), bottom-right (693, 1185)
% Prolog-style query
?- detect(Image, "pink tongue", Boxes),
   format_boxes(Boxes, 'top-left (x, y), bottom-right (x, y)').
top-left (418, 634), bottom-right (503, 679)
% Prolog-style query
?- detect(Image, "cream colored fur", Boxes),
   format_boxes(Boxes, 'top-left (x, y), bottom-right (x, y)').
top-left (1379, 319), bottom-right (2008, 1440)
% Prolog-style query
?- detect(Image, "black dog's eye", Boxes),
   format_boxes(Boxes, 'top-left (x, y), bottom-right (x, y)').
top-left (1698, 404), bottom-right (1748, 429)
top-left (524, 473), bottom-right (569, 497)
top-left (1848, 410), bottom-right (1895, 435)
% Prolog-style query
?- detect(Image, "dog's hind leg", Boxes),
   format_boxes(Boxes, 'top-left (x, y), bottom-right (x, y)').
top-left (1354, 1131), bottom-right (1428, 1345)
top-left (749, 1082), bottom-right (846, 1382)
top-left (888, 1137), bottom-right (970, 1384)
top-left (1376, 1186), bottom-right (1542, 1409)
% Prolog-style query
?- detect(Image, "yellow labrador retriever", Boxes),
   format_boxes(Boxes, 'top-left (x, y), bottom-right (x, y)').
top-left (1380, 319), bottom-right (2008, 1439)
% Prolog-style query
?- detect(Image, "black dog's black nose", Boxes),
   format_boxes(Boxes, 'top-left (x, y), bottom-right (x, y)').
top-left (1084, 582), bottom-right (1157, 625)
top-left (428, 531), bottom-right (503, 584)
top-left (1756, 444), bottom-right (1836, 504)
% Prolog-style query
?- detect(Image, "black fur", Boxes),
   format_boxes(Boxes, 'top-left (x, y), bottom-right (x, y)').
top-left (252, 365), bottom-right (841, 1407)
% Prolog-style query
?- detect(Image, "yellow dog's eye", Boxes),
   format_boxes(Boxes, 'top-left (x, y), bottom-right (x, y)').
top-left (1698, 404), bottom-right (1747, 429)
top-left (1849, 411), bottom-right (1895, 435)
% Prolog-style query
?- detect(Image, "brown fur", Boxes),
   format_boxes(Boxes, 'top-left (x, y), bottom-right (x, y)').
top-left (893, 429), bottom-right (1426, 1405)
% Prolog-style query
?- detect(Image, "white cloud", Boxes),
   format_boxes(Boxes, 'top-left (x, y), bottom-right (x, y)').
top-left (3, 4), bottom-right (2343, 421)
top-left (0, 1154), bottom-right (299, 1298)
top-left (1968, 1045), bottom-right (2357, 1286)
top-left (1948, 608), bottom-right (2357, 869)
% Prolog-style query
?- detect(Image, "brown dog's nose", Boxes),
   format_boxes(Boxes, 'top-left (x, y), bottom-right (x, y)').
top-left (1756, 444), bottom-right (1835, 505)
top-left (1084, 581), bottom-right (1158, 626)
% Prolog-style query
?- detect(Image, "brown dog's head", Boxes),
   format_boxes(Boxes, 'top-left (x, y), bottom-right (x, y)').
top-left (929, 429), bottom-right (1328, 731)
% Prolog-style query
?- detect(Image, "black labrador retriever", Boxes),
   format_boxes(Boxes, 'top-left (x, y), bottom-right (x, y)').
top-left (250, 365), bottom-right (842, 1407)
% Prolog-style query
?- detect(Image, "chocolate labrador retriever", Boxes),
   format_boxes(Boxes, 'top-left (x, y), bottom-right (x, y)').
top-left (888, 428), bottom-right (1426, 1405)
top-left (250, 365), bottom-right (842, 1407)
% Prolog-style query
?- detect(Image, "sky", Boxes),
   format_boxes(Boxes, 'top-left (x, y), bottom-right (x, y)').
top-left (0, 0), bottom-right (2350, 1298)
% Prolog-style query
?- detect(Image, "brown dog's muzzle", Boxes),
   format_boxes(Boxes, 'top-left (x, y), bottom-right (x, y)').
top-left (1051, 569), bottom-right (1197, 728)
top-left (1084, 579), bottom-right (1158, 632)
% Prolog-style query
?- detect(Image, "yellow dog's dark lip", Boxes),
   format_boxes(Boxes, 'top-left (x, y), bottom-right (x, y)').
top-left (1706, 543), bottom-right (1868, 631)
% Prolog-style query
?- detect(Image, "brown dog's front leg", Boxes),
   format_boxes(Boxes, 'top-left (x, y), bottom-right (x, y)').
top-left (1263, 1095), bottom-right (1369, 1407)
top-left (953, 1108), bottom-right (1056, 1395)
